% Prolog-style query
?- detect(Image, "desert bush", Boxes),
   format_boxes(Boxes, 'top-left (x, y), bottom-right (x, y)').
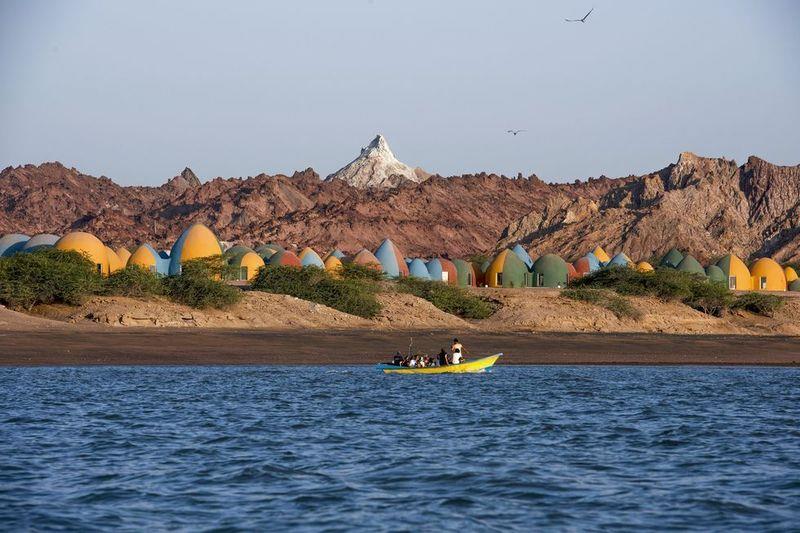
top-left (0, 249), bottom-right (102, 309)
top-left (338, 262), bottom-right (385, 281)
top-left (562, 287), bottom-right (642, 319)
top-left (103, 265), bottom-right (163, 298)
top-left (396, 277), bottom-right (496, 319)
top-left (163, 256), bottom-right (242, 309)
top-left (251, 265), bottom-right (381, 318)
top-left (571, 266), bottom-right (740, 316)
top-left (682, 280), bottom-right (734, 317)
top-left (732, 292), bottom-right (786, 317)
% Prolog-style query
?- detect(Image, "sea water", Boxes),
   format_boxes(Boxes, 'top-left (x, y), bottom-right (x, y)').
top-left (1, 366), bottom-right (799, 531)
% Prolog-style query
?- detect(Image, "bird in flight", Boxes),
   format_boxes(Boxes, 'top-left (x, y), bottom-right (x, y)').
top-left (506, 129), bottom-right (526, 136)
top-left (565, 7), bottom-right (594, 23)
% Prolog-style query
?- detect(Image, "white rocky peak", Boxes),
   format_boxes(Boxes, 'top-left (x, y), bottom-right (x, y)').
top-left (326, 134), bottom-right (428, 188)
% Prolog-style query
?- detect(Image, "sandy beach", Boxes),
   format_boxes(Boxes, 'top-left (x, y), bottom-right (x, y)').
top-left (1, 328), bottom-right (799, 366)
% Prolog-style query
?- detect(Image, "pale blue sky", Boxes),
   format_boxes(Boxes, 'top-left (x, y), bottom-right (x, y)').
top-left (1, 0), bottom-right (798, 185)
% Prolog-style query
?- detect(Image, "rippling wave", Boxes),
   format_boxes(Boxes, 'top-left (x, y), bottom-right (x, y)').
top-left (1, 366), bottom-right (799, 530)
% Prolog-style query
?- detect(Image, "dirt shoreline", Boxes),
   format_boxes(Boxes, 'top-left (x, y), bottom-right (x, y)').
top-left (1, 328), bottom-right (799, 366)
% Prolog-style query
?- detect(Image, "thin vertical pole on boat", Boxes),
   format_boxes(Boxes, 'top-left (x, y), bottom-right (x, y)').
top-left (408, 337), bottom-right (413, 359)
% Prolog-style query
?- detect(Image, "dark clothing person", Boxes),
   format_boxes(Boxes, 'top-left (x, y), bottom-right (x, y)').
top-left (438, 349), bottom-right (448, 367)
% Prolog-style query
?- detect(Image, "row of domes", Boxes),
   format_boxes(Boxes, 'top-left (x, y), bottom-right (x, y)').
top-left (2, 229), bottom-right (797, 291)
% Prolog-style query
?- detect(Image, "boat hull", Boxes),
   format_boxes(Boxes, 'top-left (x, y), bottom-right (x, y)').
top-left (377, 354), bottom-right (501, 374)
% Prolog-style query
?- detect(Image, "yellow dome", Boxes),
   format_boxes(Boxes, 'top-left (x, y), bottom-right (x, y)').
top-left (235, 252), bottom-right (264, 281)
top-left (105, 246), bottom-right (124, 273)
top-left (750, 258), bottom-right (786, 291)
top-left (55, 232), bottom-right (110, 275)
top-left (170, 224), bottom-right (223, 275)
top-left (324, 255), bottom-right (343, 276)
top-left (485, 250), bottom-right (510, 288)
top-left (636, 261), bottom-right (654, 272)
top-left (116, 247), bottom-right (131, 264)
top-left (715, 254), bottom-right (751, 290)
top-left (784, 266), bottom-right (798, 283)
top-left (129, 244), bottom-right (159, 270)
top-left (592, 246), bottom-right (611, 264)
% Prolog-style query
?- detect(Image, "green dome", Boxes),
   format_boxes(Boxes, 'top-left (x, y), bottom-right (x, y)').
top-left (676, 254), bottom-right (705, 276)
top-left (532, 254), bottom-right (569, 288)
top-left (659, 248), bottom-right (684, 269)
top-left (789, 279), bottom-right (800, 292)
top-left (705, 264), bottom-right (726, 283)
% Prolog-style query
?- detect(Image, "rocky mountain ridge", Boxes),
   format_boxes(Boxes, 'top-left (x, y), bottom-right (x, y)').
top-left (1, 153), bottom-right (798, 261)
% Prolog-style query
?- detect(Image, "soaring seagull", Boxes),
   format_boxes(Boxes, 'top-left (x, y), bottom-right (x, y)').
top-left (565, 7), bottom-right (593, 23)
top-left (506, 129), bottom-right (527, 136)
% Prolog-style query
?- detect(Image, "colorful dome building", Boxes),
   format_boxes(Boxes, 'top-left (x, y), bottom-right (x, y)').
top-left (349, 249), bottom-right (383, 271)
top-left (128, 243), bottom-right (170, 274)
top-left (749, 258), bottom-right (786, 291)
top-left (168, 224), bottom-right (223, 275)
top-left (659, 248), bottom-right (684, 269)
top-left (408, 258), bottom-right (431, 279)
top-left (636, 261), bottom-right (655, 273)
top-left (567, 262), bottom-right (579, 281)
top-left (0, 234), bottom-right (29, 257)
top-left (115, 247), bottom-right (131, 264)
top-left (298, 247), bottom-right (325, 268)
top-left (608, 252), bottom-right (633, 268)
top-left (268, 249), bottom-right (302, 268)
top-left (106, 246), bottom-right (125, 273)
top-left (789, 279), bottom-right (800, 292)
top-left (426, 257), bottom-right (458, 284)
top-left (715, 254), bottom-right (751, 290)
top-left (705, 265), bottom-right (726, 284)
top-left (229, 251), bottom-right (265, 281)
top-left (592, 246), bottom-right (611, 265)
top-left (783, 266), bottom-right (798, 283)
top-left (676, 254), bottom-right (705, 276)
top-left (511, 244), bottom-right (535, 269)
top-left (485, 249), bottom-right (529, 288)
top-left (532, 254), bottom-right (569, 288)
top-left (574, 253), bottom-right (600, 276)
top-left (324, 249), bottom-right (346, 260)
top-left (323, 255), bottom-right (343, 276)
top-left (374, 239), bottom-right (409, 278)
top-left (55, 232), bottom-right (110, 275)
top-left (453, 259), bottom-right (477, 287)
top-left (21, 234), bottom-right (59, 253)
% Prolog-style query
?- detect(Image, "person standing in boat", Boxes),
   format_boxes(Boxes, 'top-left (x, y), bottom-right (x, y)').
top-left (437, 349), bottom-right (448, 367)
top-left (451, 338), bottom-right (464, 364)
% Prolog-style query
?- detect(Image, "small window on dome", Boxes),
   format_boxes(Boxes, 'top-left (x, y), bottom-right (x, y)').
top-left (760, 276), bottom-right (767, 290)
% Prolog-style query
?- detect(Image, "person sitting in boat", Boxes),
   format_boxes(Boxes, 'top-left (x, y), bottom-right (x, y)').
top-left (451, 338), bottom-right (464, 364)
top-left (407, 356), bottom-right (417, 368)
top-left (393, 352), bottom-right (403, 366)
top-left (438, 349), bottom-right (448, 367)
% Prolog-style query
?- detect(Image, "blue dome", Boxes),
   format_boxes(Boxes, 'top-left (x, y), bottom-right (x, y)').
top-left (408, 258), bottom-right (431, 279)
top-left (584, 252), bottom-right (600, 272)
top-left (426, 258), bottom-right (443, 280)
top-left (21, 234), bottom-right (59, 253)
top-left (511, 244), bottom-right (534, 269)
top-left (0, 234), bottom-right (30, 257)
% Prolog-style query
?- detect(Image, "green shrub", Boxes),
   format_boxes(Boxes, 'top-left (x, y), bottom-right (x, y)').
top-left (163, 256), bottom-right (242, 309)
top-left (562, 287), bottom-right (642, 319)
top-left (682, 280), bottom-right (734, 317)
top-left (103, 265), bottom-right (163, 298)
top-left (732, 292), bottom-right (786, 317)
top-left (396, 277), bottom-right (496, 319)
top-left (0, 249), bottom-right (102, 309)
top-left (338, 262), bottom-right (385, 281)
top-left (571, 266), bottom-right (737, 316)
top-left (251, 265), bottom-right (381, 318)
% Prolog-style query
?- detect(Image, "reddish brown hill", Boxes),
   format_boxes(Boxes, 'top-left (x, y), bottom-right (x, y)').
top-left (497, 153), bottom-right (800, 263)
top-left (1, 154), bottom-right (798, 261)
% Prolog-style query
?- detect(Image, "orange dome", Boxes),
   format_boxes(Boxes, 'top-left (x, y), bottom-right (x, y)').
top-left (55, 232), bottom-right (110, 276)
top-left (750, 258), bottom-right (786, 291)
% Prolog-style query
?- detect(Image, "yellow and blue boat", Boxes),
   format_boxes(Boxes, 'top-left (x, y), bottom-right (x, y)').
top-left (376, 354), bottom-right (502, 374)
